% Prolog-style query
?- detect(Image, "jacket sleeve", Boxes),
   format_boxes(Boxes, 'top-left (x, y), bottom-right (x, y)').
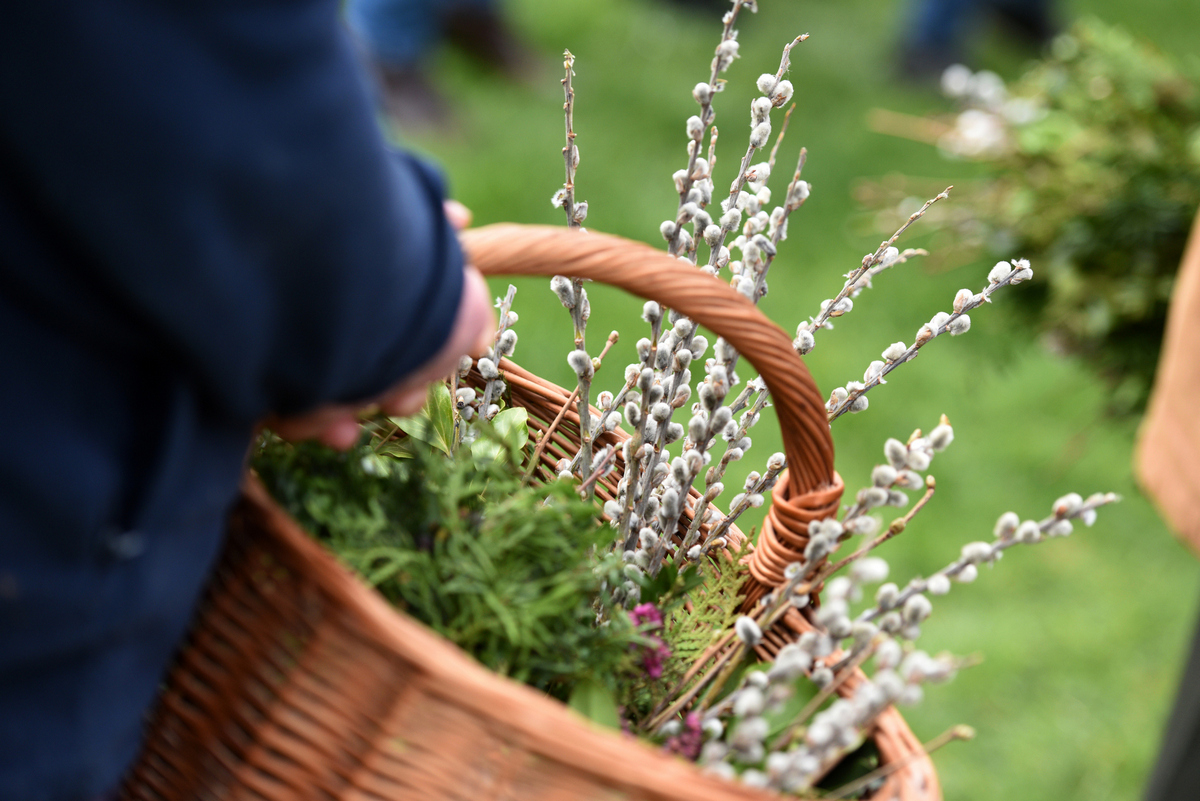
top-left (0, 0), bottom-right (465, 423)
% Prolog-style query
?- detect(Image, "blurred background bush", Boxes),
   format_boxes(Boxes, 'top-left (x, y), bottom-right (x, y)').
top-left (861, 18), bottom-right (1200, 413)
top-left (378, 1), bottom-right (1200, 798)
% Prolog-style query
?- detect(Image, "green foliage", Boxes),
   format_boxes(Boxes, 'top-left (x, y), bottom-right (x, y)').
top-left (988, 20), bottom-right (1200, 410)
top-left (567, 677), bottom-right (623, 730)
top-left (662, 540), bottom-right (751, 675)
top-left (393, 381), bottom-right (456, 455)
top-left (252, 418), bottom-right (640, 697)
top-left (620, 539), bottom-right (754, 719)
top-left (865, 19), bottom-right (1200, 411)
top-left (633, 556), bottom-right (706, 610)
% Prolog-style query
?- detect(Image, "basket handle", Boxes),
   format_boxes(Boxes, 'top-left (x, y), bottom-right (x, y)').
top-left (461, 224), bottom-right (841, 589)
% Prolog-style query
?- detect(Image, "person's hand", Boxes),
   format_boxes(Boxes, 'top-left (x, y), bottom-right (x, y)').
top-left (267, 201), bottom-right (494, 449)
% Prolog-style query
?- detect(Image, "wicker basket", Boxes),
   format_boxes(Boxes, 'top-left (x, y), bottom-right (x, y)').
top-left (120, 224), bottom-right (940, 801)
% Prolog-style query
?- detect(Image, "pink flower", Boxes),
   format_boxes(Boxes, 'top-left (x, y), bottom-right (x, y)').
top-left (629, 603), bottom-right (671, 679)
top-left (664, 712), bottom-right (704, 760)
top-left (631, 602), bottom-right (664, 627)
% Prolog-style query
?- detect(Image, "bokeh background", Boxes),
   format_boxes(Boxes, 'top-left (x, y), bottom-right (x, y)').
top-left (393, 1), bottom-right (1200, 798)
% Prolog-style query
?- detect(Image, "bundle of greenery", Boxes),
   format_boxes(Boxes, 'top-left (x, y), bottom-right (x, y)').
top-left (861, 19), bottom-right (1200, 412)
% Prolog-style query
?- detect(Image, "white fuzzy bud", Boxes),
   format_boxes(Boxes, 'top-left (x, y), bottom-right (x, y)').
top-left (961, 541), bottom-right (994, 565)
top-left (496, 328), bottom-right (518, 357)
top-left (567, 350), bottom-right (593, 379)
top-left (686, 115), bottom-right (704, 141)
top-left (1015, 520), bottom-right (1042, 544)
top-left (749, 122), bottom-right (772, 149)
top-left (884, 438), bottom-right (908, 469)
top-left (673, 169), bottom-right (689, 194)
top-left (861, 486), bottom-right (889, 508)
top-left (787, 180), bottom-right (810, 208)
top-left (1047, 519), bottom-right (1073, 537)
top-left (905, 450), bottom-right (931, 472)
top-left (714, 38), bottom-right (740, 71)
top-left (769, 644), bottom-right (812, 681)
top-left (549, 275), bottom-right (575, 309)
top-left (771, 79), bottom-right (794, 105)
top-left (693, 82), bottom-right (713, 104)
top-left (848, 514), bottom-right (880, 535)
top-left (794, 327), bottom-right (815, 354)
top-left (735, 616), bottom-right (763, 647)
top-left (927, 574), bottom-right (952, 595)
top-left (872, 464), bottom-right (897, 487)
top-left (928, 423), bottom-right (954, 451)
top-left (948, 314), bottom-right (971, 336)
top-left (625, 402), bottom-right (642, 427)
top-left (1010, 258), bottom-right (1033, 283)
top-left (953, 288), bottom-right (975, 313)
top-left (875, 639), bottom-right (903, 671)
top-left (903, 594), bottom-right (933, 624)
top-left (956, 563), bottom-right (979, 583)
top-left (747, 162), bottom-right (771, 189)
top-left (850, 557), bottom-right (890, 585)
top-left (988, 261), bottom-right (1012, 284)
top-left (994, 511), bottom-right (1020, 539)
top-left (750, 96), bottom-right (773, 125)
top-left (1053, 492), bottom-right (1083, 517)
top-left (477, 358), bottom-right (499, 380)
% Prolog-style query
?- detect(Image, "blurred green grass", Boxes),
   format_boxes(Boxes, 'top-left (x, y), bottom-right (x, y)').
top-left (401, 1), bottom-right (1200, 798)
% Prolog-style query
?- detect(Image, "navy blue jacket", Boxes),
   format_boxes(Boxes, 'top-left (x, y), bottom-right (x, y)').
top-left (0, 2), bottom-right (464, 798)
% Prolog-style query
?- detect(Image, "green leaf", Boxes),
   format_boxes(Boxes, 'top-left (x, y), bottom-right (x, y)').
top-left (567, 678), bottom-right (622, 730)
top-left (470, 407), bottom-right (529, 464)
top-left (492, 407), bottom-right (529, 451)
top-left (426, 382), bottom-right (455, 450)
top-left (393, 383), bottom-right (455, 455)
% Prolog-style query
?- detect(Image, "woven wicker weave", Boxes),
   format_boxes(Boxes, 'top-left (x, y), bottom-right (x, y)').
top-left (120, 224), bottom-right (939, 801)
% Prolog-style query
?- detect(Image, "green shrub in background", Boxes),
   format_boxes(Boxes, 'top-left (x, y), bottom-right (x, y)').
top-left (865, 19), bottom-right (1200, 412)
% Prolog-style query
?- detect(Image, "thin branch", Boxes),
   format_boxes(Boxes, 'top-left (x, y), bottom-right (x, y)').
top-left (800, 188), bottom-right (951, 348)
top-left (827, 262), bottom-right (1023, 422)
